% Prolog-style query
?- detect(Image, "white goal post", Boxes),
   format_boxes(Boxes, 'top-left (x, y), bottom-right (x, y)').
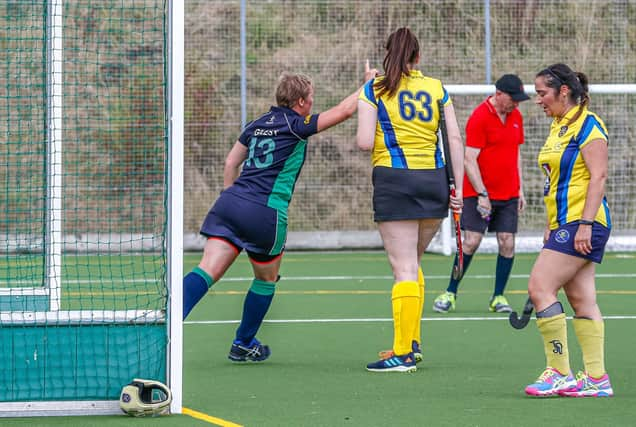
top-left (0, 0), bottom-right (184, 418)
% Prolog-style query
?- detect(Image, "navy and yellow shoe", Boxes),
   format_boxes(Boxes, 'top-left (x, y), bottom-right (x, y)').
top-left (228, 338), bottom-right (271, 362)
top-left (366, 352), bottom-right (416, 373)
top-left (378, 340), bottom-right (422, 364)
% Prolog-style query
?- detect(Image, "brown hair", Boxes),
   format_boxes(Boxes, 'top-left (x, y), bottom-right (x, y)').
top-left (275, 72), bottom-right (313, 108)
top-left (375, 27), bottom-right (420, 99)
top-left (536, 63), bottom-right (590, 125)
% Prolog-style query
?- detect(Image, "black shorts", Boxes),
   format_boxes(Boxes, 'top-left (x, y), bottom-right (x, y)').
top-left (462, 197), bottom-right (519, 233)
top-left (372, 166), bottom-right (449, 222)
top-left (544, 221), bottom-right (610, 263)
top-left (200, 191), bottom-right (287, 258)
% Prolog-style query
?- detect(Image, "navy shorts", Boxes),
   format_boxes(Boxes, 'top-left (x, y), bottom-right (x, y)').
top-left (462, 197), bottom-right (519, 233)
top-left (200, 191), bottom-right (287, 257)
top-left (372, 166), bottom-right (449, 222)
top-left (543, 221), bottom-right (610, 263)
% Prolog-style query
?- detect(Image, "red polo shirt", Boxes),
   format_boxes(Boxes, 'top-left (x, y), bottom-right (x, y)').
top-left (463, 96), bottom-right (524, 200)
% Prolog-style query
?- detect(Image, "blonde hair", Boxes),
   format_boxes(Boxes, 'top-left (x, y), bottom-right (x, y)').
top-left (275, 72), bottom-right (313, 108)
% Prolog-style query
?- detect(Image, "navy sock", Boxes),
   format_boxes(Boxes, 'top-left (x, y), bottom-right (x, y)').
top-left (493, 255), bottom-right (514, 296)
top-left (183, 267), bottom-right (214, 319)
top-left (235, 279), bottom-right (276, 345)
top-left (446, 252), bottom-right (474, 294)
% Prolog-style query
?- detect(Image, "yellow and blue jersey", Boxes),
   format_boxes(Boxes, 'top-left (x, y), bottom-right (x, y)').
top-left (359, 70), bottom-right (450, 169)
top-left (537, 106), bottom-right (611, 229)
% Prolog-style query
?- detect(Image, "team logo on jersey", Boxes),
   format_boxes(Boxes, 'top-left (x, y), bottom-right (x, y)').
top-left (555, 229), bottom-right (570, 243)
top-left (304, 115), bottom-right (311, 125)
top-left (558, 126), bottom-right (568, 137)
top-left (266, 115), bottom-right (275, 124)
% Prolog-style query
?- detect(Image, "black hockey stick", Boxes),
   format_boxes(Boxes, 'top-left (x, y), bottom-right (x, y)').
top-left (437, 100), bottom-right (463, 280)
top-left (509, 297), bottom-right (534, 329)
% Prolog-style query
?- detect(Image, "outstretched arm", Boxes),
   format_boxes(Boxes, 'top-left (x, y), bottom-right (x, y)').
top-left (316, 89), bottom-right (360, 133)
top-left (316, 60), bottom-right (378, 133)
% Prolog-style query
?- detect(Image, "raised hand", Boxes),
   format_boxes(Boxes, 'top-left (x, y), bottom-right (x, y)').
top-left (364, 59), bottom-right (378, 82)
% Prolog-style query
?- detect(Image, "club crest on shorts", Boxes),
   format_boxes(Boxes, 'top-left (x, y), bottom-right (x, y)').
top-left (558, 126), bottom-right (568, 137)
top-left (555, 229), bottom-right (570, 243)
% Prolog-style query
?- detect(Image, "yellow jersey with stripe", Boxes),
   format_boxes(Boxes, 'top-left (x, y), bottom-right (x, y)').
top-left (359, 70), bottom-right (451, 169)
top-left (537, 106), bottom-right (611, 229)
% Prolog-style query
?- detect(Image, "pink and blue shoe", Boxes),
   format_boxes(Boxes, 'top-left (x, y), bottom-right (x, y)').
top-left (559, 371), bottom-right (614, 397)
top-left (525, 367), bottom-right (576, 397)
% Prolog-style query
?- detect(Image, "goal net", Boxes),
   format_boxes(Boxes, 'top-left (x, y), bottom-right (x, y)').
top-left (0, 0), bottom-right (180, 416)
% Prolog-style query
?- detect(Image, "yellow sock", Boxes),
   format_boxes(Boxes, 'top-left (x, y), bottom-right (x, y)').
top-left (537, 313), bottom-right (570, 375)
top-left (391, 280), bottom-right (420, 356)
top-left (414, 267), bottom-right (425, 346)
top-left (572, 318), bottom-right (605, 378)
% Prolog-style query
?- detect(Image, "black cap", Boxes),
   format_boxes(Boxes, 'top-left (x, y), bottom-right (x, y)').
top-left (495, 74), bottom-right (530, 101)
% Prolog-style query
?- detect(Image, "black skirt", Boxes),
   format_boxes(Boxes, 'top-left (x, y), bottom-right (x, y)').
top-left (372, 166), bottom-right (449, 222)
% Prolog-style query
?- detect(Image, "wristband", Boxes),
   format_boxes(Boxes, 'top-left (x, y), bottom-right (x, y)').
top-left (477, 191), bottom-right (488, 198)
top-left (579, 219), bottom-right (594, 226)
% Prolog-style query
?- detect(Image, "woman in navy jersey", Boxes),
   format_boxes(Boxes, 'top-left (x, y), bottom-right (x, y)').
top-left (183, 65), bottom-right (377, 362)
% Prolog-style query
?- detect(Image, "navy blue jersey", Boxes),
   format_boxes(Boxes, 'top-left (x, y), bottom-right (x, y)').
top-left (224, 106), bottom-right (319, 214)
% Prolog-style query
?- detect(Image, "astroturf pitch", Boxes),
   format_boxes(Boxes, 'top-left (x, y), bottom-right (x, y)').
top-left (2, 251), bottom-right (634, 426)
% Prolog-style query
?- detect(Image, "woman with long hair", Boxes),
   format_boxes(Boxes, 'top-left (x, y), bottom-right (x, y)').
top-left (357, 27), bottom-right (464, 372)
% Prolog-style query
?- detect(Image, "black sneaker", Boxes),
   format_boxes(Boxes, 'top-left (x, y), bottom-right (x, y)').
top-left (366, 352), bottom-right (417, 373)
top-left (228, 338), bottom-right (271, 362)
top-left (378, 340), bottom-right (423, 363)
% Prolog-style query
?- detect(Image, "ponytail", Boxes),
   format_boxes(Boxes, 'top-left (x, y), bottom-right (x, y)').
top-left (375, 28), bottom-right (420, 99)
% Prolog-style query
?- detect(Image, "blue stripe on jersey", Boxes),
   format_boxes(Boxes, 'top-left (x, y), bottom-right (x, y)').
top-left (435, 143), bottom-right (444, 168)
top-left (602, 197), bottom-right (612, 229)
top-left (436, 90), bottom-right (449, 168)
top-left (556, 140), bottom-right (579, 225)
top-left (377, 100), bottom-right (407, 168)
top-left (364, 79), bottom-right (377, 106)
top-left (576, 115), bottom-right (608, 146)
top-left (441, 88), bottom-right (449, 105)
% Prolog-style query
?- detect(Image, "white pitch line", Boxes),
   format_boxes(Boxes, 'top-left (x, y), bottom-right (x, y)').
top-left (2, 273), bottom-right (634, 287)
top-left (218, 272), bottom-right (636, 282)
top-left (185, 315), bottom-right (636, 325)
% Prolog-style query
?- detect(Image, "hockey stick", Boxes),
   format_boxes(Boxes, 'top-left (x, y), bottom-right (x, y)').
top-left (509, 297), bottom-right (534, 329)
top-left (437, 100), bottom-right (463, 280)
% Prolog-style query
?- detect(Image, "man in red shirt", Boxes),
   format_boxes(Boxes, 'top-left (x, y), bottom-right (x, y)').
top-left (433, 74), bottom-right (529, 313)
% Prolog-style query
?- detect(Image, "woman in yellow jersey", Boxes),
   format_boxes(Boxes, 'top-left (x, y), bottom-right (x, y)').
top-left (524, 63), bottom-right (613, 397)
top-left (356, 27), bottom-right (464, 373)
